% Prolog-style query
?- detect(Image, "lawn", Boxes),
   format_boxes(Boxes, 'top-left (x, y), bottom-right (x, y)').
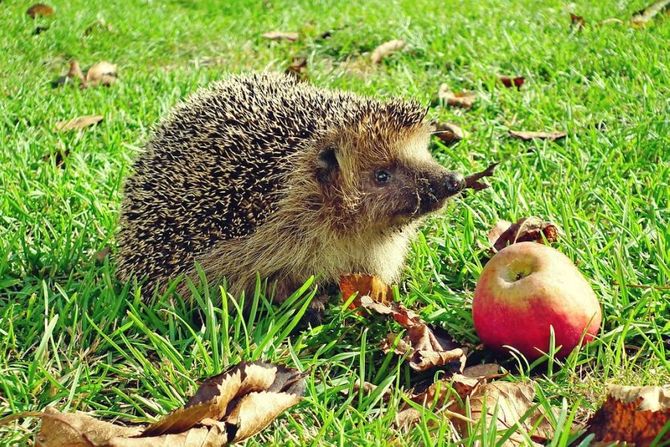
top-left (1, 0), bottom-right (669, 444)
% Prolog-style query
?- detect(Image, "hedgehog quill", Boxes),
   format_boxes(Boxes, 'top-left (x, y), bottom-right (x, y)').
top-left (117, 73), bottom-right (466, 301)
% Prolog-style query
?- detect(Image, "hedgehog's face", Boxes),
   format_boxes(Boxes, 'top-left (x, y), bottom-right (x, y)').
top-left (315, 125), bottom-right (464, 231)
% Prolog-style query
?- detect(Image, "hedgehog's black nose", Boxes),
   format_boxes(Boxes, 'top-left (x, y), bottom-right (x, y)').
top-left (444, 172), bottom-right (465, 196)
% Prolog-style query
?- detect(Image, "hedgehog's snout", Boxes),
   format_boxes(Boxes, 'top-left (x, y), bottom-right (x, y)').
top-left (443, 171), bottom-right (466, 197)
top-left (417, 169), bottom-right (464, 214)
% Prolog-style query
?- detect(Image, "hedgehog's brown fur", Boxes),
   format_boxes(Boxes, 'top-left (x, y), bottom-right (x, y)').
top-left (117, 72), bottom-right (464, 299)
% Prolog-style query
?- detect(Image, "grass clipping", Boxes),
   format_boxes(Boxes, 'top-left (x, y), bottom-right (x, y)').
top-left (4, 362), bottom-right (305, 447)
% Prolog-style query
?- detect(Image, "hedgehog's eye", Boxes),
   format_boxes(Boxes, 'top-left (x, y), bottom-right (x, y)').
top-left (374, 169), bottom-right (392, 184)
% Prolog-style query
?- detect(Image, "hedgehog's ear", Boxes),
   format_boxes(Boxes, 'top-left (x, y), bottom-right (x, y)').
top-left (316, 146), bottom-right (339, 183)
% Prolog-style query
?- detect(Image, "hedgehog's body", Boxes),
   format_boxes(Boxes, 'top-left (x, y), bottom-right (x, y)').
top-left (117, 73), bottom-right (464, 299)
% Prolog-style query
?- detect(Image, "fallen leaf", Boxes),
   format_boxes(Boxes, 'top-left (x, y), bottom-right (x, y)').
top-left (453, 381), bottom-right (554, 444)
top-left (462, 363), bottom-right (503, 379)
top-left (261, 31), bottom-right (299, 42)
top-left (360, 296), bottom-right (466, 372)
top-left (463, 162), bottom-right (498, 192)
top-left (487, 217), bottom-right (560, 252)
top-left (499, 76), bottom-right (525, 89)
top-left (339, 274), bottom-right (393, 307)
top-left (586, 385), bottom-right (670, 445)
top-left (4, 361), bottom-right (305, 446)
top-left (33, 407), bottom-right (143, 446)
top-left (55, 115), bottom-right (104, 132)
top-left (432, 122), bottom-right (465, 146)
top-left (631, 0), bottom-right (670, 26)
top-left (85, 61), bottom-right (117, 87)
top-left (508, 129), bottom-right (566, 141)
top-left (27, 3), bottom-right (53, 18)
top-left (370, 39), bottom-right (406, 64)
top-left (570, 13), bottom-right (587, 30)
top-left (438, 84), bottom-right (477, 109)
top-left (285, 56), bottom-right (308, 81)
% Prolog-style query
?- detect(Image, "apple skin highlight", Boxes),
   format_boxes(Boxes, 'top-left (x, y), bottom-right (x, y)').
top-left (473, 242), bottom-right (601, 360)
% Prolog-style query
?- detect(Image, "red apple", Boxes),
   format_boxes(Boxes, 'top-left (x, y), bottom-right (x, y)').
top-left (473, 242), bottom-right (601, 360)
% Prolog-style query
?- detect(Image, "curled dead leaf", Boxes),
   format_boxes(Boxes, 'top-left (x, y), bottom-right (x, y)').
top-left (361, 296), bottom-right (466, 372)
top-left (85, 61), bottom-right (117, 87)
top-left (339, 274), bottom-right (393, 307)
top-left (262, 31), bottom-right (299, 41)
top-left (586, 385), bottom-right (670, 445)
top-left (27, 3), bottom-right (54, 18)
top-left (499, 76), bottom-right (525, 89)
top-left (432, 122), bottom-right (465, 146)
top-left (438, 84), bottom-right (477, 109)
top-left (8, 361), bottom-right (305, 447)
top-left (487, 217), bottom-right (560, 252)
top-left (631, 0), bottom-right (670, 26)
top-left (370, 39), bottom-right (406, 64)
top-left (55, 115), bottom-right (104, 132)
top-left (508, 129), bottom-right (566, 141)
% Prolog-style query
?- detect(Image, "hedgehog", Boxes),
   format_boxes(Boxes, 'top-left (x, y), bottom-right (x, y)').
top-left (116, 72), bottom-right (465, 301)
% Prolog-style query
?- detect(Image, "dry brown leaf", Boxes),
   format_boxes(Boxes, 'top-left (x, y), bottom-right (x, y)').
top-left (438, 84), bottom-right (476, 109)
top-left (261, 31), bottom-right (299, 41)
top-left (285, 56), bottom-right (308, 81)
top-left (508, 129), bottom-right (566, 141)
top-left (432, 122), bottom-right (465, 146)
top-left (463, 162), bottom-right (498, 192)
top-left (394, 408), bottom-right (423, 431)
top-left (360, 296), bottom-right (466, 372)
top-left (462, 363), bottom-right (503, 379)
top-left (631, 0), bottom-right (670, 26)
top-left (85, 61), bottom-right (117, 87)
top-left (27, 3), bottom-right (54, 18)
top-left (226, 391), bottom-right (302, 443)
top-left (453, 381), bottom-right (554, 444)
top-left (586, 385), bottom-right (670, 445)
top-left (570, 13), bottom-right (587, 30)
top-left (55, 115), bottom-right (104, 132)
top-left (34, 407), bottom-right (143, 447)
top-left (22, 361), bottom-right (305, 446)
top-left (487, 217), bottom-right (560, 252)
top-left (499, 76), bottom-right (525, 89)
top-left (339, 274), bottom-right (393, 307)
top-left (370, 39), bottom-right (406, 64)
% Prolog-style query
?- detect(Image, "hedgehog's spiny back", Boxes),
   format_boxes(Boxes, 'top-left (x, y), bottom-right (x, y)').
top-left (117, 73), bottom-right (427, 288)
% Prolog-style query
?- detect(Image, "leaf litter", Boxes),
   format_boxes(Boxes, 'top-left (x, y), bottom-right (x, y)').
top-left (2, 362), bottom-right (305, 446)
top-left (370, 39), bottom-right (406, 64)
top-left (27, 3), bottom-right (54, 18)
top-left (55, 115), bottom-right (104, 132)
top-left (487, 217), bottom-right (560, 253)
top-left (438, 84), bottom-right (477, 109)
top-left (585, 385), bottom-right (670, 445)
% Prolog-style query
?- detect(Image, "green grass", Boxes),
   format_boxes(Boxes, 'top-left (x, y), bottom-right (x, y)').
top-left (1, 0), bottom-right (669, 444)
